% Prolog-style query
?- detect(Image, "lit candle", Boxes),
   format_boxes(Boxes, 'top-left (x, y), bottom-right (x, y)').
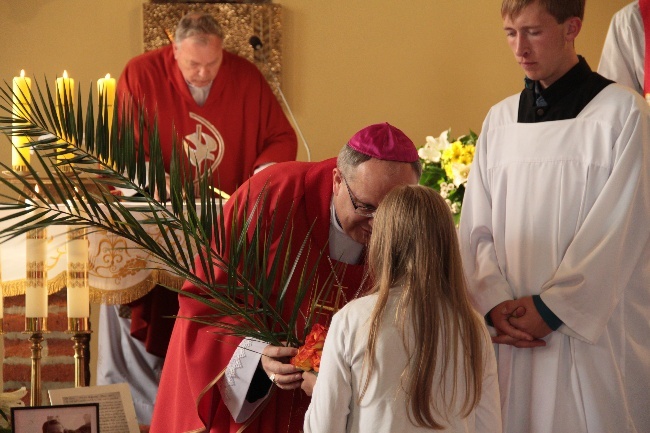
top-left (55, 71), bottom-right (75, 164)
top-left (25, 201), bottom-right (48, 318)
top-left (12, 70), bottom-right (32, 171)
top-left (55, 70), bottom-right (75, 107)
top-left (97, 73), bottom-right (116, 133)
top-left (97, 73), bottom-right (116, 107)
top-left (66, 227), bottom-right (89, 318)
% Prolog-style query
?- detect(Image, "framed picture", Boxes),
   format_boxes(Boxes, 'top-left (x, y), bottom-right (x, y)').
top-left (11, 403), bottom-right (99, 433)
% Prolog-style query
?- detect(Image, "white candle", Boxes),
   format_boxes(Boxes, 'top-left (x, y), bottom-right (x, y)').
top-left (66, 228), bottom-right (89, 318)
top-left (25, 229), bottom-right (48, 318)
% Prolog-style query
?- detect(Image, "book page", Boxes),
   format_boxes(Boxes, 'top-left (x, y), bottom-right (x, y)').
top-left (49, 383), bottom-right (140, 433)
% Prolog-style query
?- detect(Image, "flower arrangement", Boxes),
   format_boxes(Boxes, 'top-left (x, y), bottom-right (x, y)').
top-left (418, 129), bottom-right (477, 221)
top-left (290, 323), bottom-right (328, 373)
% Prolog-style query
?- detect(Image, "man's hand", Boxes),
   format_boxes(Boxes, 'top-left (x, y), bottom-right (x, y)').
top-left (489, 299), bottom-right (547, 348)
top-left (300, 371), bottom-right (317, 396)
top-left (507, 296), bottom-right (553, 339)
top-left (261, 344), bottom-right (302, 390)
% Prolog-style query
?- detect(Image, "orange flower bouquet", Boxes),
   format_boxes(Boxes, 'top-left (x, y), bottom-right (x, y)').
top-left (290, 323), bottom-right (328, 373)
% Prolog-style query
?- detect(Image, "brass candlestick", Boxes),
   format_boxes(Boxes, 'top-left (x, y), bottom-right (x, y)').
top-left (66, 226), bottom-right (91, 387)
top-left (24, 317), bottom-right (48, 406)
top-left (66, 318), bottom-right (91, 388)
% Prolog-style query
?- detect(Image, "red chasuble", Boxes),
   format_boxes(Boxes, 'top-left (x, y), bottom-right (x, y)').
top-left (151, 159), bottom-right (369, 433)
top-left (116, 45), bottom-right (297, 195)
top-left (117, 44), bottom-right (297, 357)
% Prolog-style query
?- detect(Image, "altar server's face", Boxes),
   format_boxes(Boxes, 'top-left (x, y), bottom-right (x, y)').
top-left (174, 34), bottom-right (224, 88)
top-left (333, 159), bottom-right (419, 245)
top-left (503, 0), bottom-right (581, 88)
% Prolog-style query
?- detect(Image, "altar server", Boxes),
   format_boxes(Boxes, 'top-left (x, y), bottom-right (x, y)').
top-left (460, 0), bottom-right (650, 432)
top-left (150, 123), bottom-right (422, 433)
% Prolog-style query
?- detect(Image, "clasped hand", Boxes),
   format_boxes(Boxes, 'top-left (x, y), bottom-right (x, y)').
top-left (489, 296), bottom-right (551, 348)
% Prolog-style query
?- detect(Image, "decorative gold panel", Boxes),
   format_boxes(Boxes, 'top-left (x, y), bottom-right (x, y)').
top-left (143, 3), bottom-right (283, 87)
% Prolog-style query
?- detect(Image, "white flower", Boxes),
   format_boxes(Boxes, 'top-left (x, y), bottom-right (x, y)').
top-left (0, 387), bottom-right (27, 428)
top-left (451, 162), bottom-right (471, 187)
top-left (418, 130), bottom-right (451, 163)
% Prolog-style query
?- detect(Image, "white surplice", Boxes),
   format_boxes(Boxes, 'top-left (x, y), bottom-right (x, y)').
top-left (598, 1), bottom-right (644, 95)
top-left (304, 289), bottom-right (502, 433)
top-left (460, 83), bottom-right (650, 433)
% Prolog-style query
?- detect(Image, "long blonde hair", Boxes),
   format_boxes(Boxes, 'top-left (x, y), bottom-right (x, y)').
top-left (360, 185), bottom-right (484, 429)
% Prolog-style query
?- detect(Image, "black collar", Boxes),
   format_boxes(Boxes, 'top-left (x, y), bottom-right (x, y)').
top-left (518, 56), bottom-right (613, 123)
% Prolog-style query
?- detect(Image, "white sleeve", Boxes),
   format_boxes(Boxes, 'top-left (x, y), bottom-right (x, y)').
top-left (216, 338), bottom-right (270, 423)
top-left (303, 312), bottom-right (351, 433)
top-left (598, 2), bottom-right (644, 95)
top-left (459, 112), bottom-right (514, 317)
top-left (542, 95), bottom-right (650, 344)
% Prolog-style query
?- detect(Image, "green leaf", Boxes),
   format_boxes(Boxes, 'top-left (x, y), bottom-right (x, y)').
top-left (0, 76), bottom-right (339, 350)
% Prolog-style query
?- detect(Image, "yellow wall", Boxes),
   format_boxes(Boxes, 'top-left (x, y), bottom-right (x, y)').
top-left (0, 0), bottom-right (635, 385)
top-left (0, 0), bottom-right (633, 161)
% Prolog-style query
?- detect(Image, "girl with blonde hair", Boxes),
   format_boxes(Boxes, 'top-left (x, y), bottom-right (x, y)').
top-left (304, 185), bottom-right (501, 432)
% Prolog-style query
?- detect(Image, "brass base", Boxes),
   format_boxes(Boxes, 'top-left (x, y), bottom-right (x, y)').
top-left (66, 317), bottom-right (91, 333)
top-left (67, 318), bottom-right (92, 387)
top-left (24, 317), bottom-right (48, 333)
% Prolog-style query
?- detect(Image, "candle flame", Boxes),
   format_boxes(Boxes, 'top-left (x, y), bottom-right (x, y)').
top-left (105, 73), bottom-right (111, 80)
top-left (63, 70), bottom-right (69, 79)
top-left (35, 185), bottom-right (40, 194)
top-left (20, 69), bottom-right (25, 78)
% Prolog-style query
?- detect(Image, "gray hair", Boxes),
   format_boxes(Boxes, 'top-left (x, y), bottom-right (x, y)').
top-left (175, 12), bottom-right (224, 44)
top-left (336, 144), bottom-right (422, 181)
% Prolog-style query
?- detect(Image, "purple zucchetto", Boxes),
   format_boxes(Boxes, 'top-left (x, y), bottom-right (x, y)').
top-left (346, 122), bottom-right (418, 163)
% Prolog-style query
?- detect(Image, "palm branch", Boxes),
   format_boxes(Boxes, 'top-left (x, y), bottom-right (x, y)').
top-left (0, 77), bottom-right (335, 347)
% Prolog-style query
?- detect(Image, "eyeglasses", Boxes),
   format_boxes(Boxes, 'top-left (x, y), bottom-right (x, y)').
top-left (341, 174), bottom-right (377, 218)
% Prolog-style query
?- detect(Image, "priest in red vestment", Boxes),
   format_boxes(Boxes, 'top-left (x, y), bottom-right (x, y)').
top-left (97, 12), bottom-right (298, 425)
top-left (150, 123), bottom-right (422, 433)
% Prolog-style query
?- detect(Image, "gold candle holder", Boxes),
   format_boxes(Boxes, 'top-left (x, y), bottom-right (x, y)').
top-left (24, 317), bottom-right (48, 406)
top-left (66, 318), bottom-right (91, 388)
top-left (11, 164), bottom-right (29, 173)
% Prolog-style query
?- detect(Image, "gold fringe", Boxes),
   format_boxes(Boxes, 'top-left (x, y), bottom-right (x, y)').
top-left (48, 272), bottom-right (67, 294)
top-left (3, 279), bottom-right (26, 297)
top-left (2, 270), bottom-right (185, 305)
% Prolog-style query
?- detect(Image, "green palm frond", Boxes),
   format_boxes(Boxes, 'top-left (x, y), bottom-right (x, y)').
top-left (0, 77), bottom-right (334, 347)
